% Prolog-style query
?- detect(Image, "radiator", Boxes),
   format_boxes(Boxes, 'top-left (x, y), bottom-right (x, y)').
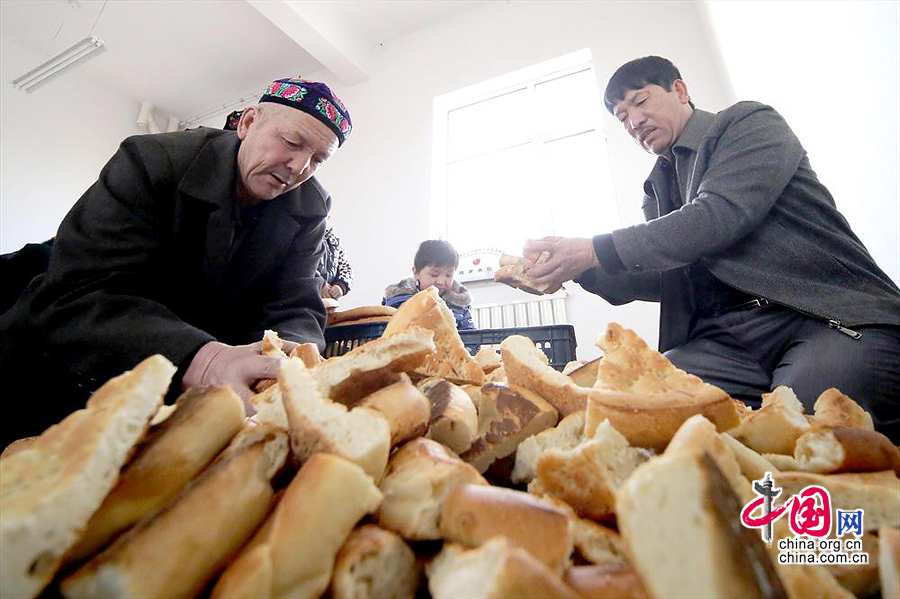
top-left (471, 294), bottom-right (568, 329)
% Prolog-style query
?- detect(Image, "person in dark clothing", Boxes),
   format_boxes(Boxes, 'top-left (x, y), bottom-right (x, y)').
top-left (0, 239), bottom-right (54, 314)
top-left (524, 56), bottom-right (900, 440)
top-left (0, 78), bottom-right (354, 447)
top-left (383, 240), bottom-right (475, 330)
top-left (317, 219), bottom-right (353, 300)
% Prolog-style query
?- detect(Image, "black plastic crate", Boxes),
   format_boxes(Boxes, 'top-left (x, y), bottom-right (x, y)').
top-left (324, 322), bottom-right (577, 371)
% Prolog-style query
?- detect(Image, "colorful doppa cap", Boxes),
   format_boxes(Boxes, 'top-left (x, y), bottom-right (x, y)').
top-left (260, 78), bottom-right (352, 146)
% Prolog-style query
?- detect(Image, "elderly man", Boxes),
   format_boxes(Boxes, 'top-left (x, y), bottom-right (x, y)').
top-left (0, 78), bottom-right (351, 445)
top-left (525, 56), bottom-right (900, 440)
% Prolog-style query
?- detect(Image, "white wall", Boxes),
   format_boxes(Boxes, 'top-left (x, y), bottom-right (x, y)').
top-left (312, 0), bottom-right (733, 359)
top-left (0, 36), bottom-right (142, 253)
top-left (700, 0), bottom-right (900, 285)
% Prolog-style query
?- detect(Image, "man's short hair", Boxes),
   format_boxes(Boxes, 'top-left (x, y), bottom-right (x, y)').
top-left (603, 56), bottom-right (695, 114)
top-left (414, 240), bottom-right (459, 270)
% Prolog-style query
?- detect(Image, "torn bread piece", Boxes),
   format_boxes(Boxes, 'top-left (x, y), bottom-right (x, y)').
top-left (280, 359), bottom-right (390, 482)
top-left (879, 527), bottom-right (900, 599)
top-left (571, 518), bottom-right (629, 566)
top-left (1, 355), bottom-right (174, 599)
top-left (502, 335), bottom-right (589, 416)
top-left (567, 357), bottom-right (600, 387)
top-left (358, 373), bottom-right (430, 446)
top-left (427, 537), bottom-right (578, 599)
top-left (460, 383), bottom-right (558, 474)
top-left (474, 346), bottom-right (503, 373)
top-left (767, 426), bottom-right (900, 476)
top-left (330, 524), bottom-right (419, 599)
top-left (383, 287), bottom-right (484, 384)
top-left (616, 451), bottom-right (786, 599)
top-left (313, 326), bottom-right (437, 405)
top-left (530, 420), bottom-right (650, 522)
top-left (587, 323), bottom-right (740, 451)
top-left (563, 563), bottom-right (649, 599)
top-left (61, 425), bottom-right (289, 599)
top-left (440, 484), bottom-right (573, 573)
top-left (327, 305), bottom-right (398, 326)
top-left (376, 438), bottom-right (487, 540)
top-left (721, 433), bottom-right (782, 483)
top-left (729, 386), bottom-right (811, 455)
top-left (254, 330), bottom-right (291, 393)
top-left (290, 342), bottom-right (322, 367)
top-left (811, 388), bottom-right (875, 431)
top-left (493, 252), bottom-right (554, 295)
top-left (665, 414), bottom-right (746, 493)
top-left (250, 383), bottom-right (287, 428)
top-left (65, 385), bottom-right (245, 564)
top-left (512, 410), bottom-right (586, 484)
top-left (211, 453), bottom-right (383, 599)
top-left (419, 377), bottom-right (479, 455)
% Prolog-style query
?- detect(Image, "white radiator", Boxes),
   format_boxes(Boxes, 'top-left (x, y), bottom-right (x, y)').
top-left (471, 293), bottom-right (568, 329)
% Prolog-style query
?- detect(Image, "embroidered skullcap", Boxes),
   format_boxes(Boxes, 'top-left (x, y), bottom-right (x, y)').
top-left (259, 78), bottom-right (352, 146)
top-left (223, 109), bottom-right (243, 131)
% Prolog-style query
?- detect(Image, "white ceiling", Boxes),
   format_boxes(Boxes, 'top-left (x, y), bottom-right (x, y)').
top-left (0, 0), bottom-right (485, 121)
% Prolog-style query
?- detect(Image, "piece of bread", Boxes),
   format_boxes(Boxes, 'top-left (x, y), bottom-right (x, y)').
top-left (327, 305), bottom-right (398, 326)
top-left (460, 383), bottom-right (559, 473)
top-left (330, 524), bottom-right (420, 599)
top-left (571, 518), bottom-right (628, 566)
top-left (563, 563), bottom-right (649, 599)
top-left (493, 252), bottom-right (553, 295)
top-left (211, 452), bottom-right (383, 599)
top-left (728, 386), bottom-right (811, 455)
top-left (419, 377), bottom-right (479, 454)
top-left (0, 436), bottom-right (38, 461)
top-left (475, 346), bottom-right (503, 373)
top-left (502, 334), bottom-right (589, 416)
top-left (358, 373), bottom-right (430, 446)
top-left (721, 432), bottom-right (782, 482)
top-left (824, 532), bottom-right (880, 598)
top-left (879, 527), bottom-right (900, 599)
top-left (774, 471), bottom-right (900, 531)
top-left (250, 383), bottom-right (288, 428)
top-left (562, 360), bottom-right (586, 376)
top-left (567, 357), bottom-right (600, 387)
top-left (587, 323), bottom-right (741, 451)
top-left (254, 330), bottom-right (291, 393)
top-left (427, 537), bottom-right (578, 599)
top-left (513, 410), bottom-right (586, 484)
top-left (65, 385), bottom-right (245, 564)
top-left (782, 426), bottom-right (900, 475)
top-left (439, 484), bottom-right (573, 572)
top-left (530, 420), bottom-right (650, 521)
top-left (280, 358), bottom-right (390, 482)
top-left (376, 438), bottom-right (487, 540)
top-left (290, 342), bottom-right (322, 367)
top-left (616, 451), bottom-right (786, 599)
top-left (664, 414), bottom-right (746, 492)
top-left (0, 355), bottom-right (174, 599)
top-left (486, 365), bottom-right (509, 384)
top-left (61, 424), bottom-right (289, 599)
top-left (329, 315), bottom-right (394, 326)
top-left (312, 326), bottom-right (436, 405)
top-left (383, 287), bottom-right (485, 384)
top-left (811, 388), bottom-right (875, 431)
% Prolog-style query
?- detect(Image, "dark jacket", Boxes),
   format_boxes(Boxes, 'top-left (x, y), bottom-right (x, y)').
top-left (382, 278), bottom-right (475, 330)
top-left (317, 227), bottom-right (353, 294)
top-left (578, 102), bottom-right (900, 352)
top-left (0, 128), bottom-right (329, 443)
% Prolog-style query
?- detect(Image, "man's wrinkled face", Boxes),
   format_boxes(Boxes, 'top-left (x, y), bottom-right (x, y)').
top-left (413, 264), bottom-right (456, 293)
top-left (612, 81), bottom-right (691, 155)
top-left (235, 104), bottom-right (339, 205)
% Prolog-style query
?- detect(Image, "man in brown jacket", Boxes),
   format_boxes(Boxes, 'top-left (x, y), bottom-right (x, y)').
top-left (525, 57), bottom-right (900, 440)
top-left (0, 78), bottom-right (352, 445)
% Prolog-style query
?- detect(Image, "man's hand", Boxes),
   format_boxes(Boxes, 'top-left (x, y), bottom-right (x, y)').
top-left (182, 341), bottom-right (289, 415)
top-left (523, 237), bottom-right (599, 291)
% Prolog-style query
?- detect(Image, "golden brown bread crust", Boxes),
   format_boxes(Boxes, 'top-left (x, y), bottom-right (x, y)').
top-left (65, 385), bottom-right (246, 564)
top-left (567, 357), bottom-right (600, 387)
top-left (811, 388), bottom-right (875, 430)
top-left (459, 383), bottom-right (559, 473)
top-left (439, 484), bottom-right (573, 572)
top-left (729, 387), bottom-right (811, 456)
top-left (358, 373), bottom-right (430, 446)
top-left (290, 342), bottom-right (322, 367)
top-left (61, 425), bottom-right (289, 599)
top-left (493, 253), bottom-right (552, 295)
top-left (327, 305), bottom-right (398, 326)
top-left (211, 453), bottom-right (383, 599)
top-left (383, 288), bottom-right (485, 384)
top-left (330, 524), bottom-right (420, 599)
top-left (1, 355), bottom-right (174, 599)
top-left (419, 377), bottom-right (479, 455)
top-left (794, 426), bottom-right (900, 475)
top-left (502, 335), bottom-right (589, 417)
top-left (563, 563), bottom-right (649, 599)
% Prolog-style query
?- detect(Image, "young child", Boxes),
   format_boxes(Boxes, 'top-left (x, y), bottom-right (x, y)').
top-left (383, 240), bottom-right (475, 330)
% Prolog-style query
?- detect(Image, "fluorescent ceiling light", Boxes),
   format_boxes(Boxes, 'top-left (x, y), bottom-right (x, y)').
top-left (11, 36), bottom-right (105, 93)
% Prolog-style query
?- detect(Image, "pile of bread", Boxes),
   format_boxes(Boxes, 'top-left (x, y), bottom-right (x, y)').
top-left (2, 285), bottom-right (898, 599)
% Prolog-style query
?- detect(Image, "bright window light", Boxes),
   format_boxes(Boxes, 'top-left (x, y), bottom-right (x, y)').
top-left (432, 49), bottom-right (620, 256)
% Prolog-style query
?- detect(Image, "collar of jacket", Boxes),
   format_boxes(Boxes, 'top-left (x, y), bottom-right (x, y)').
top-left (643, 108), bottom-right (716, 198)
top-left (177, 131), bottom-right (329, 220)
top-left (384, 277), bottom-right (472, 307)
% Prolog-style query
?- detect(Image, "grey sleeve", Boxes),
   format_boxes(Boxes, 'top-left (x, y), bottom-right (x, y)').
top-left (611, 106), bottom-right (805, 272)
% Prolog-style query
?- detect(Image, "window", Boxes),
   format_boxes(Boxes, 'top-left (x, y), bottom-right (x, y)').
top-left (431, 49), bottom-right (620, 256)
